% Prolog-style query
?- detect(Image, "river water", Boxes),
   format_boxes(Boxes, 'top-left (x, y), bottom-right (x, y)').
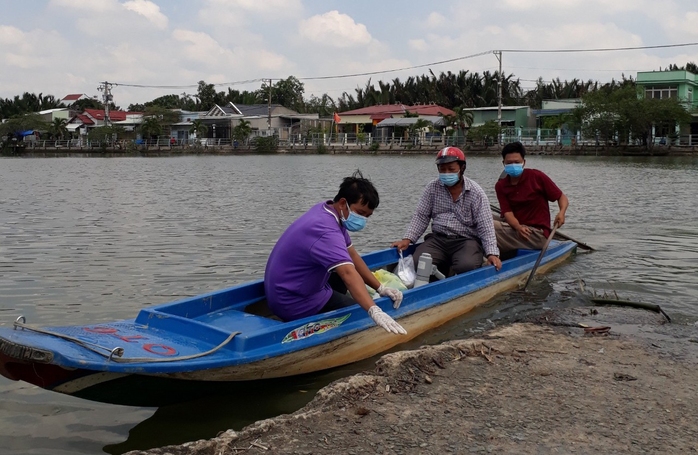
top-left (1, 154), bottom-right (697, 454)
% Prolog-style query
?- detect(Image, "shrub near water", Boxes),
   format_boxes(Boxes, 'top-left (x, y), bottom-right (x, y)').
top-left (254, 136), bottom-right (278, 153)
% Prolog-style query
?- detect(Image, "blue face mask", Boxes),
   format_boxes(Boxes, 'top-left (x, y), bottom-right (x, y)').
top-left (439, 173), bottom-right (460, 187)
top-left (341, 204), bottom-right (367, 232)
top-left (504, 163), bottom-right (524, 177)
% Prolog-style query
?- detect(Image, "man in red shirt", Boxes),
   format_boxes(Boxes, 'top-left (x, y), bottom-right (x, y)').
top-left (494, 142), bottom-right (569, 253)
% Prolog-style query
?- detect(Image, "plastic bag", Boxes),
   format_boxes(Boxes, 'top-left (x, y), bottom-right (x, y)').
top-left (366, 269), bottom-right (408, 299)
top-left (396, 251), bottom-right (416, 289)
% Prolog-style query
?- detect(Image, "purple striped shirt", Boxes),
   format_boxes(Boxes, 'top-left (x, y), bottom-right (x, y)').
top-left (404, 177), bottom-right (500, 257)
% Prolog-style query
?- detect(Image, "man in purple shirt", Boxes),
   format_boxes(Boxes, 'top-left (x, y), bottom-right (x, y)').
top-left (265, 171), bottom-right (406, 335)
top-left (392, 147), bottom-right (502, 277)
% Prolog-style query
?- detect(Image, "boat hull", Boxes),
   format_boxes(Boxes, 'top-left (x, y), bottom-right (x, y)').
top-left (166, 249), bottom-right (570, 381)
top-left (0, 242), bottom-right (576, 406)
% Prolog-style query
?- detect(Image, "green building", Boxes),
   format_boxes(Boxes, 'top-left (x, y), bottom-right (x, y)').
top-left (464, 106), bottom-right (534, 128)
top-left (636, 70), bottom-right (698, 143)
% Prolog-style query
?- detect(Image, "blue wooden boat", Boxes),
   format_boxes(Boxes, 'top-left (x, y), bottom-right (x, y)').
top-left (0, 241), bottom-right (576, 406)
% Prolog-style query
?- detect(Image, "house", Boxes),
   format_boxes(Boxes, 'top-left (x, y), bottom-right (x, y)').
top-left (59, 94), bottom-right (92, 107)
top-left (191, 103), bottom-right (320, 141)
top-left (374, 116), bottom-right (447, 143)
top-left (168, 110), bottom-right (206, 142)
top-left (532, 99), bottom-right (582, 128)
top-left (198, 104), bottom-right (243, 139)
top-left (636, 70), bottom-right (698, 142)
top-left (66, 109), bottom-right (143, 137)
top-left (229, 103), bottom-right (319, 140)
top-left (37, 108), bottom-right (71, 123)
top-left (337, 104), bottom-right (455, 134)
top-left (463, 106), bottom-right (534, 129)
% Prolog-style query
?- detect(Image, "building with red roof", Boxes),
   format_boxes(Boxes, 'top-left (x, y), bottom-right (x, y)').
top-left (337, 104), bottom-right (455, 133)
top-left (66, 109), bottom-right (144, 136)
top-left (59, 94), bottom-right (92, 106)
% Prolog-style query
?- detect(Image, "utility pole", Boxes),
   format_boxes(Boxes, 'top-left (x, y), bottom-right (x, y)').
top-left (495, 51), bottom-right (503, 144)
top-left (97, 81), bottom-right (114, 126)
top-left (267, 78), bottom-right (272, 136)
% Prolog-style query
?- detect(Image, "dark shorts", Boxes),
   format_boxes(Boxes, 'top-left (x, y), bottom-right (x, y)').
top-left (414, 232), bottom-right (484, 276)
top-left (318, 272), bottom-right (357, 313)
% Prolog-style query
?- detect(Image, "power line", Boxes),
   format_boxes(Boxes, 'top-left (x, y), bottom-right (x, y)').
top-left (508, 66), bottom-right (641, 73)
top-left (107, 41), bottom-right (698, 91)
top-left (297, 50), bottom-right (494, 81)
top-left (112, 78), bottom-right (268, 90)
top-left (500, 42), bottom-right (698, 53)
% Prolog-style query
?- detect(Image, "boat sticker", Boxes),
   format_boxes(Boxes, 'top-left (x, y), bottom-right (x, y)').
top-left (282, 314), bottom-right (351, 343)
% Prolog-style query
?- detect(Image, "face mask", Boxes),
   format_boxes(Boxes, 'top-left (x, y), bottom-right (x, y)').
top-left (340, 203), bottom-right (367, 232)
top-left (504, 163), bottom-right (524, 177)
top-left (439, 173), bottom-right (460, 187)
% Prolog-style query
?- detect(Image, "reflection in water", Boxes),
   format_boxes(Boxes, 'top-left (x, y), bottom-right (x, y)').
top-left (103, 374), bottom-right (328, 454)
top-left (0, 155), bottom-right (697, 454)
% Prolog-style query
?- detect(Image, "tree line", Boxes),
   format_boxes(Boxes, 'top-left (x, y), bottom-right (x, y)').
top-left (2, 62), bottom-right (697, 146)
top-left (3, 63), bottom-right (697, 121)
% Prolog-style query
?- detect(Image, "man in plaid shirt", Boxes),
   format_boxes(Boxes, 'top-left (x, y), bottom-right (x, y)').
top-left (392, 147), bottom-right (501, 277)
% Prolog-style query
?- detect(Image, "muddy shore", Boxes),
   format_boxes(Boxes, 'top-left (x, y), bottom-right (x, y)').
top-left (126, 306), bottom-right (698, 455)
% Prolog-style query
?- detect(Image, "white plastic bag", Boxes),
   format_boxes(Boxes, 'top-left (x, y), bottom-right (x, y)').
top-left (396, 251), bottom-right (416, 288)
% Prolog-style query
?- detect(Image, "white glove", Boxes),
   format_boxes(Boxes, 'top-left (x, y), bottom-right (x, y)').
top-left (368, 306), bottom-right (407, 335)
top-left (377, 284), bottom-right (404, 309)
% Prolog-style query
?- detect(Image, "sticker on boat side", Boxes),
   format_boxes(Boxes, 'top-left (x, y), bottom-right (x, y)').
top-left (282, 314), bottom-right (351, 343)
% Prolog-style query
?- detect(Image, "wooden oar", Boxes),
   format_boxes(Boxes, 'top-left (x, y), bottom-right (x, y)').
top-left (522, 223), bottom-right (559, 292)
top-left (490, 204), bottom-right (595, 251)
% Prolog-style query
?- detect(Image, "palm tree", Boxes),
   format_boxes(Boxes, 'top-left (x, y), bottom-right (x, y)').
top-left (189, 119), bottom-right (207, 139)
top-left (232, 119), bottom-right (252, 144)
top-left (454, 107), bottom-right (474, 133)
top-left (48, 118), bottom-right (69, 140)
top-left (140, 116), bottom-right (162, 143)
top-left (409, 118), bottom-right (433, 144)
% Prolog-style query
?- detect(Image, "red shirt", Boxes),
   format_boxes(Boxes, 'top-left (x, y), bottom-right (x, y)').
top-left (495, 168), bottom-right (562, 237)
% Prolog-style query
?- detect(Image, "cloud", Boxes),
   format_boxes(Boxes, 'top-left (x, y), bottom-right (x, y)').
top-left (299, 11), bottom-right (372, 48)
top-left (409, 39), bottom-right (429, 52)
top-left (5, 0), bottom-right (698, 109)
top-left (0, 26), bottom-right (68, 69)
top-left (49, 0), bottom-right (119, 13)
top-left (172, 29), bottom-right (235, 64)
top-left (198, 0), bottom-right (303, 27)
top-left (497, 0), bottom-right (650, 13)
top-left (171, 29), bottom-right (288, 73)
top-left (215, 0), bottom-right (302, 15)
top-left (122, 0), bottom-right (168, 29)
top-left (426, 12), bottom-right (447, 28)
top-left (662, 10), bottom-right (698, 39)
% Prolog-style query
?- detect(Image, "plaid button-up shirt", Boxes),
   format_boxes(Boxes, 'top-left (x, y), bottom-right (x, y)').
top-left (404, 177), bottom-right (500, 257)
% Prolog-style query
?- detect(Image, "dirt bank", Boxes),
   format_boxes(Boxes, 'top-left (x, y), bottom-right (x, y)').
top-left (126, 306), bottom-right (698, 454)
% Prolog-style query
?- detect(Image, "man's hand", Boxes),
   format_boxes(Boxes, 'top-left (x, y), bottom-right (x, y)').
top-left (554, 212), bottom-right (565, 228)
top-left (516, 225), bottom-right (533, 241)
top-left (377, 284), bottom-right (404, 309)
top-left (390, 239), bottom-right (411, 252)
top-left (368, 306), bottom-right (407, 335)
top-left (486, 254), bottom-right (502, 271)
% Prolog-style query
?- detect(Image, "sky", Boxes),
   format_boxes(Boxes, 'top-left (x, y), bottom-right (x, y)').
top-left (2, 0), bottom-right (698, 109)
